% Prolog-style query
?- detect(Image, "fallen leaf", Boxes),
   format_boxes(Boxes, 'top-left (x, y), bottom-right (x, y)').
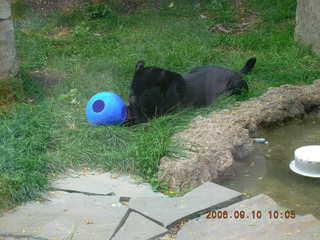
top-left (215, 24), bottom-right (232, 33)
top-left (85, 220), bottom-right (94, 224)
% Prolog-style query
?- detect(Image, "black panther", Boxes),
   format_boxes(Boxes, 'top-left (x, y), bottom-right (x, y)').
top-left (126, 57), bottom-right (256, 125)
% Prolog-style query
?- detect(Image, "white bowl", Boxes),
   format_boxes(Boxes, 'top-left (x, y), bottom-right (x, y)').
top-left (289, 145), bottom-right (320, 178)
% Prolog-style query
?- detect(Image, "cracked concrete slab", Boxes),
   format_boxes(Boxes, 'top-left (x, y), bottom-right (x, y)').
top-left (0, 191), bottom-right (128, 240)
top-left (6, 172), bottom-right (318, 240)
top-left (111, 211), bottom-right (169, 240)
top-left (129, 181), bottom-right (242, 227)
top-left (0, 171), bottom-right (168, 240)
top-left (175, 194), bottom-right (320, 240)
top-left (52, 170), bottom-right (167, 198)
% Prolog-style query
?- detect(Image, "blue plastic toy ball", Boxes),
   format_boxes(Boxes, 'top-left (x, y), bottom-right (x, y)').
top-left (86, 92), bottom-right (127, 125)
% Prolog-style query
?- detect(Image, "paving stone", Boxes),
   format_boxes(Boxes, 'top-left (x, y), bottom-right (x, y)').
top-left (4, 171), bottom-right (319, 240)
top-left (111, 211), bottom-right (168, 240)
top-left (0, 192), bottom-right (128, 240)
top-left (176, 194), bottom-right (320, 240)
top-left (52, 171), bottom-right (166, 198)
top-left (0, 233), bottom-right (48, 240)
top-left (255, 215), bottom-right (320, 240)
top-left (0, 171), bottom-right (169, 240)
top-left (175, 194), bottom-right (281, 239)
top-left (129, 182), bottom-right (242, 227)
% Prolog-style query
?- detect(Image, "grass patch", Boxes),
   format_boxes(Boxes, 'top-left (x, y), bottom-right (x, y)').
top-left (0, 102), bottom-right (55, 209)
top-left (1, 0), bottom-right (320, 211)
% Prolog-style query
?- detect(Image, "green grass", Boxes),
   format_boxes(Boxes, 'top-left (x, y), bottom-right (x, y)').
top-left (1, 0), bottom-right (320, 211)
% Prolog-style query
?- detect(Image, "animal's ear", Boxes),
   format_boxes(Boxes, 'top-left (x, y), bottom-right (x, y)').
top-left (135, 61), bottom-right (145, 72)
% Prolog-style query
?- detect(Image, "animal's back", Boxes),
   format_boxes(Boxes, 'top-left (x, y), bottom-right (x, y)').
top-left (182, 66), bottom-right (243, 107)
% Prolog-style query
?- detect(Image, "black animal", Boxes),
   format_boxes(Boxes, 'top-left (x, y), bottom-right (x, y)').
top-left (126, 57), bottom-right (256, 125)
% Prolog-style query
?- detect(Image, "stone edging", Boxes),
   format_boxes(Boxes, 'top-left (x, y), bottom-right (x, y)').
top-left (159, 79), bottom-right (320, 191)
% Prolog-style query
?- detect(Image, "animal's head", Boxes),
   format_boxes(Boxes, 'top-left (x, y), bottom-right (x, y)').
top-left (127, 61), bottom-right (186, 125)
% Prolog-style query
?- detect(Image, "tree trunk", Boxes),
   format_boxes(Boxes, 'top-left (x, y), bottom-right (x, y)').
top-left (0, 0), bottom-right (18, 81)
top-left (295, 0), bottom-right (320, 56)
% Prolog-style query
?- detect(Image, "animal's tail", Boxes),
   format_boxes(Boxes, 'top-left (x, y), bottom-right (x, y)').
top-left (240, 57), bottom-right (256, 74)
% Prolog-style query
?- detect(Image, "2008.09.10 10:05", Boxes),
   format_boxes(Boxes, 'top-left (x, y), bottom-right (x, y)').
top-left (206, 210), bottom-right (296, 219)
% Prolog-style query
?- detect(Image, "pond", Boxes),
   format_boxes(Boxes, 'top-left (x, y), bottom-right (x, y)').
top-left (217, 115), bottom-right (320, 219)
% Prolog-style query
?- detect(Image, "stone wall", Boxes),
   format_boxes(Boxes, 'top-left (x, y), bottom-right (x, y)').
top-left (0, 0), bottom-right (18, 81)
top-left (295, 0), bottom-right (320, 56)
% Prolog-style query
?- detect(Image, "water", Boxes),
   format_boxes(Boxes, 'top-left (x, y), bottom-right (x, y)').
top-left (217, 116), bottom-right (320, 219)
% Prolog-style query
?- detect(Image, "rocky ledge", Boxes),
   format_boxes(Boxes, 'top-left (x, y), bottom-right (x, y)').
top-left (159, 80), bottom-right (320, 191)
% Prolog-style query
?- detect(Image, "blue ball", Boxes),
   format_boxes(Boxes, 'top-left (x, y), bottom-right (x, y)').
top-left (86, 92), bottom-right (127, 125)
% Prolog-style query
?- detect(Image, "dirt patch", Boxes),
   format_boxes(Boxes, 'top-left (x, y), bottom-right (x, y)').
top-left (159, 80), bottom-right (320, 191)
top-left (22, 0), bottom-right (85, 14)
top-left (31, 69), bottom-right (65, 87)
top-left (18, 0), bottom-right (152, 15)
top-left (0, 80), bottom-right (18, 116)
top-left (208, 0), bottom-right (260, 34)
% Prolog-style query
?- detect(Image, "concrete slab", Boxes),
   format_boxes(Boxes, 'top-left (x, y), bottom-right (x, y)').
top-left (0, 171), bottom-right (169, 240)
top-left (111, 211), bottom-right (169, 240)
top-left (175, 194), bottom-right (320, 240)
top-left (0, 191), bottom-right (127, 240)
top-left (129, 182), bottom-right (242, 227)
top-left (254, 215), bottom-right (320, 240)
top-left (175, 194), bottom-right (280, 239)
top-left (5, 172), bottom-right (318, 240)
top-left (52, 170), bottom-right (166, 198)
top-left (0, 233), bottom-right (48, 240)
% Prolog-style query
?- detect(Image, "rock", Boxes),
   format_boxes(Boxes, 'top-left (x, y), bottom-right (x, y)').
top-left (0, 192), bottom-right (129, 240)
top-left (0, 0), bottom-right (18, 81)
top-left (176, 194), bottom-right (320, 240)
top-left (112, 211), bottom-right (169, 240)
top-left (52, 170), bottom-right (167, 198)
top-left (129, 182), bottom-right (241, 227)
top-left (0, 171), bottom-right (168, 240)
top-left (295, 0), bottom-right (320, 56)
top-left (159, 80), bottom-right (320, 191)
top-left (0, 0), bottom-right (11, 19)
